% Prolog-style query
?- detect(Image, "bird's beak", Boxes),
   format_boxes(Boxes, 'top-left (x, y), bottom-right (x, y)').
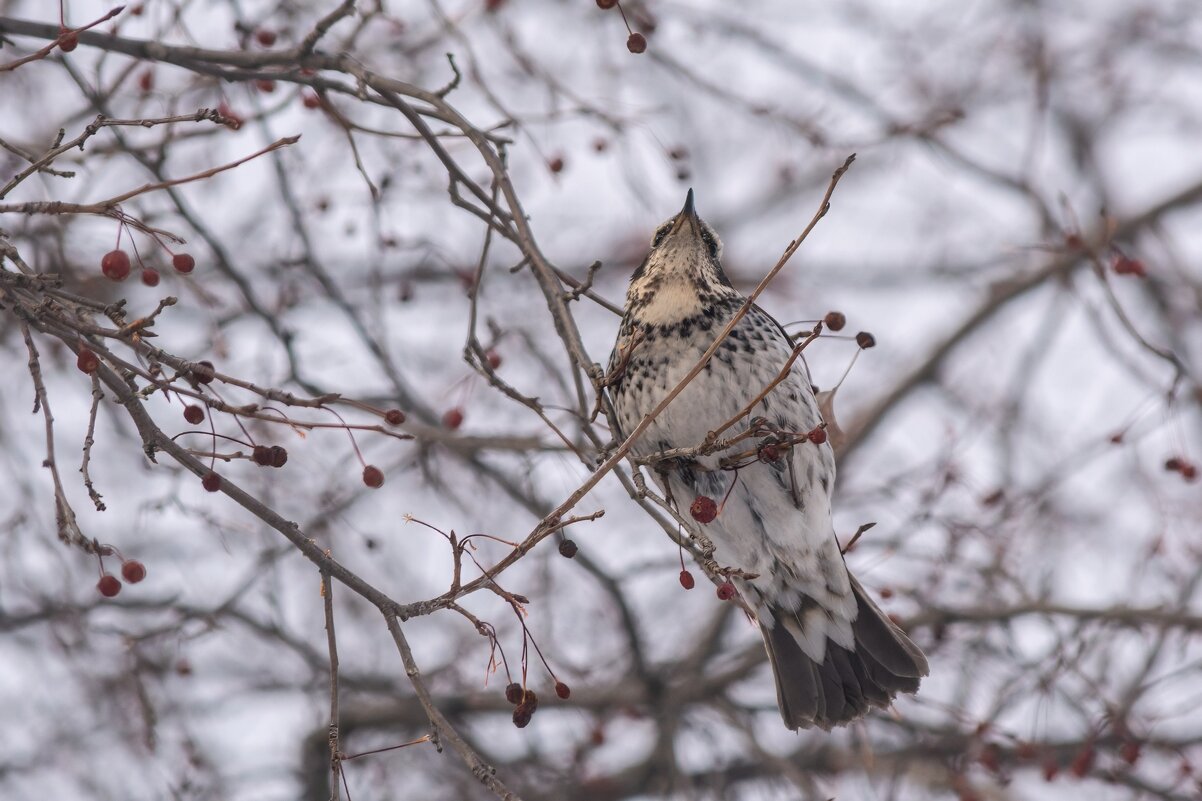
top-left (670, 188), bottom-right (699, 235)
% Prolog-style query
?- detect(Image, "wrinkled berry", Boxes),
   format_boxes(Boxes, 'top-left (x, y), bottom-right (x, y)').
top-left (823, 311), bottom-right (846, 331)
top-left (855, 331), bottom-right (876, 349)
top-left (558, 539), bottom-right (578, 558)
top-left (679, 569), bottom-right (695, 590)
top-left (183, 405), bottom-right (205, 425)
top-left (76, 348), bottom-right (100, 374)
top-left (716, 581), bottom-right (736, 601)
top-left (385, 408), bottom-right (406, 425)
top-left (202, 472), bottom-right (222, 492)
top-left (689, 495), bottom-right (717, 523)
top-left (505, 682), bottom-right (524, 705)
top-left (555, 681), bottom-right (571, 699)
top-left (627, 32), bottom-right (647, 53)
top-left (363, 465), bottom-right (384, 488)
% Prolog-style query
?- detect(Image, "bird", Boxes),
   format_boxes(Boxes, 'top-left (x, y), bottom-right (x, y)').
top-left (606, 189), bottom-right (928, 730)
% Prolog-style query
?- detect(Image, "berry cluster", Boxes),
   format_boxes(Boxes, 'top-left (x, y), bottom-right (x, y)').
top-left (94, 543), bottom-right (147, 598)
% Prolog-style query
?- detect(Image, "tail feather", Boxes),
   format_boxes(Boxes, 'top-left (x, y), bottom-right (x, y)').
top-left (762, 575), bottom-right (928, 730)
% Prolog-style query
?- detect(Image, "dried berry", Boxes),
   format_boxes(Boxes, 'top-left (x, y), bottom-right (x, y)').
top-left (253, 445), bottom-right (273, 466)
top-left (1120, 740), bottom-right (1141, 765)
top-left (486, 350), bottom-right (502, 370)
top-left (59, 30), bottom-right (78, 52)
top-left (192, 360), bottom-right (216, 384)
top-left (443, 407), bottom-right (465, 429)
top-left (101, 249), bottom-right (131, 281)
top-left (596, 0), bottom-right (618, 8)
top-left (678, 569), bottom-right (695, 590)
top-left (807, 427), bottom-right (827, 445)
top-left (255, 79), bottom-right (276, 93)
top-left (183, 405), bottom-right (205, 425)
top-left (505, 682), bottom-right (524, 705)
top-left (269, 445), bottom-right (288, 468)
top-left (385, 408), bottom-right (406, 426)
top-left (558, 539), bottom-right (578, 558)
top-left (689, 495), bottom-right (717, 523)
top-left (757, 443), bottom-right (781, 463)
top-left (121, 560), bottom-right (146, 584)
top-left (548, 156), bottom-right (565, 174)
top-left (716, 581), bottom-right (736, 601)
top-left (302, 92), bottom-right (321, 110)
top-left (1069, 744), bottom-right (1095, 778)
top-left (76, 348), bottom-right (100, 374)
top-left (97, 574), bottom-right (121, 597)
top-left (855, 331), bottom-right (876, 349)
top-left (255, 29), bottom-right (277, 46)
top-left (823, 311), bottom-right (846, 331)
top-left (172, 253), bottom-right (196, 274)
top-left (363, 465), bottom-right (384, 488)
top-left (512, 689), bottom-right (538, 728)
top-left (627, 32), bottom-right (647, 53)
top-left (555, 681), bottom-right (571, 700)
top-left (141, 268), bottom-right (161, 286)
top-left (201, 472), bottom-right (222, 492)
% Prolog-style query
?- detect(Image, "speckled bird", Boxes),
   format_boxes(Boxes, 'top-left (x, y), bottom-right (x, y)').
top-left (608, 190), bottom-right (928, 730)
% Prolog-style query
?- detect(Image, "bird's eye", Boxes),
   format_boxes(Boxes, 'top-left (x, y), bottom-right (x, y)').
top-left (652, 226), bottom-right (669, 247)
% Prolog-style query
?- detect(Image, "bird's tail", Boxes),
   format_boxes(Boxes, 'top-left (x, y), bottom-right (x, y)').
top-left (761, 574), bottom-right (928, 730)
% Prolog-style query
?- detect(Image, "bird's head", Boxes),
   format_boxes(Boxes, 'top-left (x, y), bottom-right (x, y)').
top-left (625, 189), bottom-right (738, 324)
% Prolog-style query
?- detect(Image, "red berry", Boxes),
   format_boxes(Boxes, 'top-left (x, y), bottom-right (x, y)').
top-left (627, 32), bottom-right (647, 54)
top-left (807, 427), bottom-right (827, 445)
top-left (59, 30), bottom-right (78, 52)
top-left (593, 138), bottom-right (608, 152)
top-left (1114, 256), bottom-right (1147, 277)
top-left (555, 681), bottom-right (571, 699)
top-left (1183, 463), bottom-right (1198, 481)
top-left (879, 586), bottom-right (894, 599)
top-left (716, 581), bottom-right (736, 601)
top-left (302, 92), bottom-right (321, 109)
top-left (855, 331), bottom-right (876, 349)
top-left (363, 465), bottom-right (384, 488)
top-left (558, 539), bottom-right (578, 558)
top-left (679, 569), bottom-right (695, 590)
top-left (596, 0), bottom-right (618, 8)
top-left (255, 79), bottom-right (276, 93)
top-left (183, 405), bottom-right (205, 425)
top-left (130, 3), bottom-right (144, 15)
top-left (138, 70), bottom-right (154, 93)
top-left (1165, 456), bottom-right (1184, 472)
top-left (172, 253), bottom-right (196, 273)
top-left (548, 156), bottom-right (565, 174)
top-left (101, 249), bottom-right (131, 281)
top-left (192, 360), bottom-right (216, 384)
top-left (689, 495), bottom-right (718, 523)
top-left (121, 560), bottom-right (147, 584)
top-left (1120, 740), bottom-right (1141, 765)
top-left (385, 408), bottom-right (406, 426)
top-left (505, 682), bottom-right (523, 705)
top-left (97, 574), bottom-right (121, 597)
top-left (823, 311), bottom-right (846, 331)
top-left (202, 472), bottom-right (222, 492)
top-left (1015, 741), bottom-right (1037, 761)
top-left (255, 29), bottom-right (277, 46)
top-left (1070, 744), bottom-right (1095, 778)
top-left (443, 407), bottom-right (465, 429)
top-left (486, 350), bottom-right (502, 369)
top-left (217, 103), bottom-right (243, 129)
top-left (76, 348), bottom-right (100, 374)
top-left (1042, 758), bottom-right (1060, 782)
top-left (141, 268), bottom-right (161, 286)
